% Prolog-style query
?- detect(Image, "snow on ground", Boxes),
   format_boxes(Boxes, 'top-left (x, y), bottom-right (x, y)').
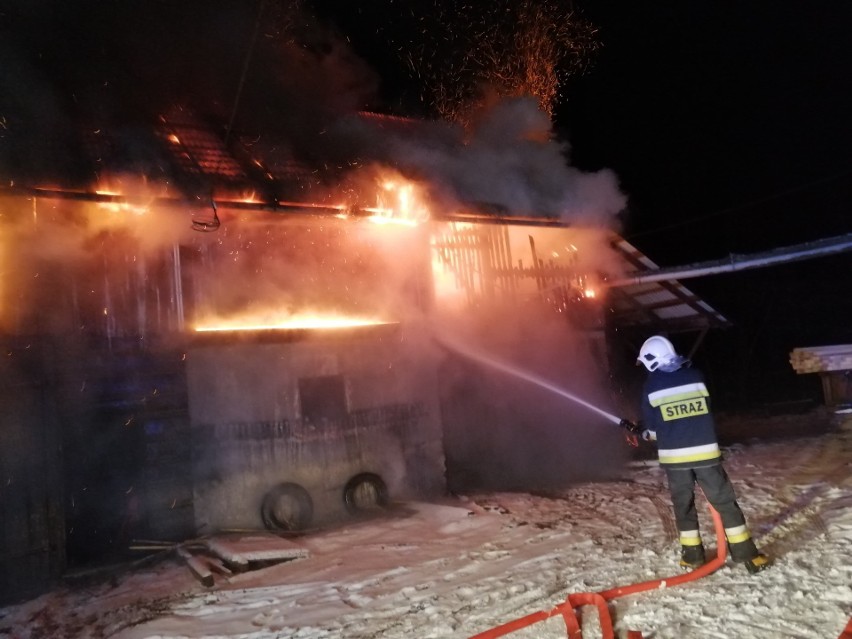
top-left (2, 416), bottom-right (851, 639)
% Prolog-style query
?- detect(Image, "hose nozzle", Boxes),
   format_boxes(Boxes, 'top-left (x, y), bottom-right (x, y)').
top-left (619, 418), bottom-right (641, 434)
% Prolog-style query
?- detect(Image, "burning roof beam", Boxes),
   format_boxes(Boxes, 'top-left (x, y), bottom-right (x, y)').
top-left (0, 186), bottom-right (346, 217)
top-left (0, 185), bottom-right (578, 227)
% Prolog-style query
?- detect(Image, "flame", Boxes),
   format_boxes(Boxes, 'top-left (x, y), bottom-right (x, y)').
top-left (95, 194), bottom-right (150, 216)
top-left (363, 173), bottom-right (430, 227)
top-left (194, 312), bottom-right (393, 333)
top-left (580, 273), bottom-right (599, 299)
top-left (94, 176), bottom-right (162, 215)
top-left (95, 196), bottom-right (149, 215)
top-left (230, 190), bottom-right (262, 204)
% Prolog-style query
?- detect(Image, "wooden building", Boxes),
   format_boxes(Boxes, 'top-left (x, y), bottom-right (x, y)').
top-left (0, 99), bottom-right (728, 604)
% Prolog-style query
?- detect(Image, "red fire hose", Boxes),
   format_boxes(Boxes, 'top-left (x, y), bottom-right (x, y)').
top-left (468, 501), bottom-right (852, 639)
top-left (469, 506), bottom-right (728, 639)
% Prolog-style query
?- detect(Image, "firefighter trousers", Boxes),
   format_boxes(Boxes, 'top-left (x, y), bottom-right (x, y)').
top-left (663, 463), bottom-right (748, 536)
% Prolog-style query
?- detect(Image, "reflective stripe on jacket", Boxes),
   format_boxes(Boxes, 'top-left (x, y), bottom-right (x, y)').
top-left (641, 366), bottom-right (722, 469)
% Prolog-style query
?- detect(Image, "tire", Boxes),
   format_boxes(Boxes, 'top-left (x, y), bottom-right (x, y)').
top-left (343, 472), bottom-right (389, 515)
top-left (260, 482), bottom-right (313, 532)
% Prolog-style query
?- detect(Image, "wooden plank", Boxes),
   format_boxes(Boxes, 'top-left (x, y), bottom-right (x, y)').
top-left (177, 547), bottom-right (214, 587)
top-left (205, 533), bottom-right (310, 572)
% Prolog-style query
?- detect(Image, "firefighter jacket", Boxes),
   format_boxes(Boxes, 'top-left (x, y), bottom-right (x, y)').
top-left (640, 366), bottom-right (722, 470)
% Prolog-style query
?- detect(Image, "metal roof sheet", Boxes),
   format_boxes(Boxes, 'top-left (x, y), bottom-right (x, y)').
top-left (607, 236), bottom-right (730, 331)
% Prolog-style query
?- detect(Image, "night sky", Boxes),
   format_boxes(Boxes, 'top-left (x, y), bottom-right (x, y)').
top-left (3, 1), bottom-right (852, 407)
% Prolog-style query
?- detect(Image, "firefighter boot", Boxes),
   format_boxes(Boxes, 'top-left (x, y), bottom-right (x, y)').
top-left (729, 539), bottom-right (771, 574)
top-left (679, 544), bottom-right (706, 569)
top-left (744, 553), bottom-right (772, 574)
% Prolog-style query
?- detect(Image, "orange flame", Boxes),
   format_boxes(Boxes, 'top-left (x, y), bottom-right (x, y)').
top-left (363, 173), bottom-right (430, 226)
top-left (93, 175), bottom-right (168, 216)
top-left (194, 312), bottom-right (394, 333)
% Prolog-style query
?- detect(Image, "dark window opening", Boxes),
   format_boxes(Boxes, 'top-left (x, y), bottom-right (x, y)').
top-left (298, 375), bottom-right (347, 424)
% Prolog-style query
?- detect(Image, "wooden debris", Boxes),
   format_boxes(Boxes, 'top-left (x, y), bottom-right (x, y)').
top-left (177, 547), bottom-right (214, 587)
top-left (205, 533), bottom-right (310, 573)
top-left (131, 533), bottom-right (309, 586)
top-left (203, 556), bottom-right (233, 577)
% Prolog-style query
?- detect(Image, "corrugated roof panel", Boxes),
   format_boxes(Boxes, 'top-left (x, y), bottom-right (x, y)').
top-left (607, 236), bottom-right (730, 330)
top-left (630, 289), bottom-right (679, 306)
top-left (655, 305), bottom-right (699, 319)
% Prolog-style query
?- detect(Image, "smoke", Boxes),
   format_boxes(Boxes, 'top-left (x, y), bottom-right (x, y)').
top-left (2, 187), bottom-right (194, 260)
top-left (423, 96), bottom-right (626, 225)
top-left (2, 3), bottom-right (626, 235)
top-left (0, 1), bottom-right (380, 189)
top-left (325, 96), bottom-right (626, 228)
top-left (433, 311), bottom-right (631, 492)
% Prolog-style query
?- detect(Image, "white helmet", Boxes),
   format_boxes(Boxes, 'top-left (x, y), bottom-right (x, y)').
top-left (637, 335), bottom-right (679, 372)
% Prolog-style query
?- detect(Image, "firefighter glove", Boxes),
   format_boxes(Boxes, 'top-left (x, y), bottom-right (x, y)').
top-left (619, 418), bottom-right (641, 434)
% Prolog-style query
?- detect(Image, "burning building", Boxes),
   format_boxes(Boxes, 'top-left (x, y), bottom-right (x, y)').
top-left (0, 129), bottom-right (727, 604)
top-left (0, 5), bottom-right (730, 605)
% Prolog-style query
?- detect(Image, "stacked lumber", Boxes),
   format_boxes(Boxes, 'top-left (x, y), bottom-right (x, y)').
top-left (789, 345), bottom-right (852, 373)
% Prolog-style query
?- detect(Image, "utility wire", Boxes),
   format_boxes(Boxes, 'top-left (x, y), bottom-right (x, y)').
top-left (626, 166), bottom-right (852, 241)
top-left (224, 0), bottom-right (267, 147)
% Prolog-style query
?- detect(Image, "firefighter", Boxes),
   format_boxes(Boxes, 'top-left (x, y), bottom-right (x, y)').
top-left (629, 335), bottom-right (771, 574)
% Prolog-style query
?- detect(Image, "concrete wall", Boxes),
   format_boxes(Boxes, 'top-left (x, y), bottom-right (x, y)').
top-left (186, 325), bottom-right (445, 532)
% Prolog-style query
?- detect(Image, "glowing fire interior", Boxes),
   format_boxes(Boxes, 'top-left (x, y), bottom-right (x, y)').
top-left (7, 170), bottom-right (601, 336)
top-left (188, 173), bottom-right (433, 333)
top-left (363, 174), bottom-right (430, 227)
top-left (194, 314), bottom-right (394, 332)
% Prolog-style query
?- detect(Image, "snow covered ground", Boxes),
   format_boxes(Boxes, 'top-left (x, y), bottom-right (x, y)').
top-left (2, 415), bottom-right (851, 639)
